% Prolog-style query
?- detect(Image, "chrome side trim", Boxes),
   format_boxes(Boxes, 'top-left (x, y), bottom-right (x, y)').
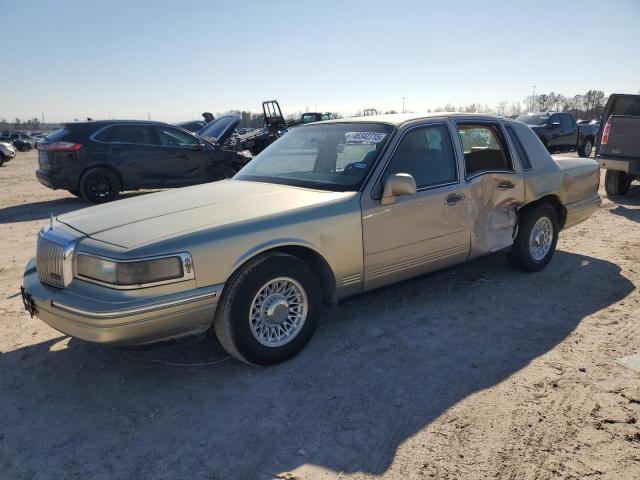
top-left (50, 287), bottom-right (219, 319)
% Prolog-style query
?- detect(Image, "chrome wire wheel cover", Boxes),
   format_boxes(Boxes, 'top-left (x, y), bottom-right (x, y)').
top-left (529, 216), bottom-right (553, 261)
top-left (249, 277), bottom-right (308, 348)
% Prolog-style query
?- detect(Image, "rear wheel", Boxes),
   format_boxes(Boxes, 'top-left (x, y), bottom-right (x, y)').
top-left (80, 167), bottom-right (121, 203)
top-left (213, 253), bottom-right (322, 366)
top-left (604, 170), bottom-right (632, 196)
top-left (507, 204), bottom-right (559, 272)
top-left (578, 138), bottom-right (593, 157)
top-left (0, 153), bottom-right (5, 167)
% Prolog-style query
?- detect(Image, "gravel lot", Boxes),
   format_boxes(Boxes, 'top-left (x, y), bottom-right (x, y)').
top-left (0, 150), bottom-right (639, 480)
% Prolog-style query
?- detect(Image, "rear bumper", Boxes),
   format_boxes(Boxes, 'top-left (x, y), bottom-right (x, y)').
top-left (36, 168), bottom-right (74, 190)
top-left (564, 194), bottom-right (601, 229)
top-left (597, 156), bottom-right (640, 176)
top-left (22, 258), bottom-right (223, 346)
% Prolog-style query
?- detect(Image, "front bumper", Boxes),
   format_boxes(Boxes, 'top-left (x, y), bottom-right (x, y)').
top-left (22, 258), bottom-right (223, 346)
top-left (1, 149), bottom-right (16, 160)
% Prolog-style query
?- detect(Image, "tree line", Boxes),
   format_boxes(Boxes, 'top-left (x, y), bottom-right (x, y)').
top-left (0, 89), bottom-right (615, 132)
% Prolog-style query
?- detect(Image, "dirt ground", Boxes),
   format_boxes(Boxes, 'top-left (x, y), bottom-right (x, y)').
top-left (0, 150), bottom-right (639, 480)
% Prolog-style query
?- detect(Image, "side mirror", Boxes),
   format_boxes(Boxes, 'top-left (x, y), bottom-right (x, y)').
top-left (551, 122), bottom-right (561, 128)
top-left (381, 173), bottom-right (417, 205)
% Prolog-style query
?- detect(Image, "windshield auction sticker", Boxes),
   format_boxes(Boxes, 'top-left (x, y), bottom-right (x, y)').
top-left (345, 132), bottom-right (387, 144)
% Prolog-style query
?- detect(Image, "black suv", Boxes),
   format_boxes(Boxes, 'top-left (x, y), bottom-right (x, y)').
top-left (36, 119), bottom-right (248, 203)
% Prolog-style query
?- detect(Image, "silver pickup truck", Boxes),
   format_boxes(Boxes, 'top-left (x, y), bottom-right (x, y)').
top-left (596, 93), bottom-right (640, 195)
top-left (22, 113), bottom-right (601, 365)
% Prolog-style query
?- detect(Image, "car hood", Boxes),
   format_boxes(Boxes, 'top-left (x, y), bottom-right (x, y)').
top-left (58, 180), bottom-right (356, 249)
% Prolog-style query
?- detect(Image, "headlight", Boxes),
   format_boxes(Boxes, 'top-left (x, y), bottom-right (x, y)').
top-left (76, 253), bottom-right (194, 288)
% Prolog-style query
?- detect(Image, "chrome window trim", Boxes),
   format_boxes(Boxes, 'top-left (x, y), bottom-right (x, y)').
top-left (371, 121), bottom-right (460, 199)
top-left (51, 286), bottom-right (219, 319)
top-left (75, 252), bottom-right (196, 290)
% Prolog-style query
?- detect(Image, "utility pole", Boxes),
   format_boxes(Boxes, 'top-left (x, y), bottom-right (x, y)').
top-left (402, 97), bottom-right (405, 113)
top-left (532, 85), bottom-right (536, 111)
top-left (148, 113), bottom-right (151, 120)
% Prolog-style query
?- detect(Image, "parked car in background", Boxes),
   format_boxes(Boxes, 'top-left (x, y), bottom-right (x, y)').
top-left (36, 120), bottom-right (250, 203)
top-left (517, 112), bottom-right (597, 157)
top-left (595, 93), bottom-right (640, 195)
top-left (22, 113), bottom-right (600, 365)
top-left (175, 120), bottom-right (207, 132)
top-left (0, 140), bottom-right (16, 166)
top-left (9, 132), bottom-right (38, 149)
top-left (0, 135), bottom-right (32, 151)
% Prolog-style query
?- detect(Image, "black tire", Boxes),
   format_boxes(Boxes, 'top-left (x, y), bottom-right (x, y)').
top-left (0, 153), bottom-right (5, 167)
top-left (578, 138), bottom-right (593, 158)
top-left (68, 190), bottom-right (82, 197)
top-left (507, 204), bottom-right (559, 272)
top-left (214, 252), bottom-right (322, 366)
top-left (80, 167), bottom-right (121, 204)
top-left (604, 170), bottom-right (632, 196)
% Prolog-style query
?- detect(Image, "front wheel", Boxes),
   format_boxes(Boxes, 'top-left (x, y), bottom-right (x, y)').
top-left (578, 139), bottom-right (593, 157)
top-left (80, 167), bottom-right (121, 203)
top-left (604, 170), bottom-right (632, 196)
top-left (507, 204), bottom-right (559, 272)
top-left (213, 253), bottom-right (322, 365)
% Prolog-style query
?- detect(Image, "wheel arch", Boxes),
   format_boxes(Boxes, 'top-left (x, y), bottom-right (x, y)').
top-left (519, 194), bottom-right (567, 229)
top-left (226, 242), bottom-right (337, 306)
top-left (79, 164), bottom-right (124, 190)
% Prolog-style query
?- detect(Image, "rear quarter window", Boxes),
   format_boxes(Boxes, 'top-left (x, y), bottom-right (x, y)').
top-left (505, 126), bottom-right (532, 170)
top-left (45, 128), bottom-right (72, 142)
top-left (509, 123), bottom-right (553, 170)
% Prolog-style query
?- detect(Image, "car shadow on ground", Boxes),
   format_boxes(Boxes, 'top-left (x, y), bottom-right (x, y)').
top-left (609, 184), bottom-right (640, 223)
top-left (0, 191), bottom-right (161, 224)
top-left (0, 251), bottom-right (634, 479)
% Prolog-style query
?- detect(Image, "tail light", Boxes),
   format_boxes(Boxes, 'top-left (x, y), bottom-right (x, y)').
top-left (601, 119), bottom-right (611, 145)
top-left (44, 142), bottom-right (82, 151)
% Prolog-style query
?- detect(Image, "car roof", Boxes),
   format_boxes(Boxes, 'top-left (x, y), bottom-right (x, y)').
top-left (63, 120), bottom-right (170, 128)
top-left (319, 112), bottom-right (506, 126)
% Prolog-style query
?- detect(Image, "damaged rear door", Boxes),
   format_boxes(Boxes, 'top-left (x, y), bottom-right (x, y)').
top-left (455, 121), bottom-right (525, 256)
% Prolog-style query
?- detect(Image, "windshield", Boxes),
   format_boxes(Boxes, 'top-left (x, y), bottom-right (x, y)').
top-left (197, 115), bottom-right (238, 141)
top-left (516, 114), bottom-right (550, 126)
top-left (235, 123), bottom-right (394, 191)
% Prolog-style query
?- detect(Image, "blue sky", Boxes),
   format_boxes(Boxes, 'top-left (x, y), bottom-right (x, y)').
top-left (1, 0), bottom-right (638, 122)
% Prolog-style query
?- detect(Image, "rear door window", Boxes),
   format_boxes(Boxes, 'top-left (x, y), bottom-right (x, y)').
top-left (458, 124), bottom-right (512, 177)
top-left (98, 125), bottom-right (157, 145)
top-left (560, 114), bottom-right (574, 129)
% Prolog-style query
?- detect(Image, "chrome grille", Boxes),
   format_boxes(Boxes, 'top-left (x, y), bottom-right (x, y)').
top-left (37, 236), bottom-right (65, 288)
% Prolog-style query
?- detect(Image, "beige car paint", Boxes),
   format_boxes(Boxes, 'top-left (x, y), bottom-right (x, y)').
top-left (23, 113), bottom-right (601, 346)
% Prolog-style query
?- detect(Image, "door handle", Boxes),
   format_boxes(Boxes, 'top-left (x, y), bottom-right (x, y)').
top-left (445, 193), bottom-right (465, 205)
top-left (495, 181), bottom-right (515, 190)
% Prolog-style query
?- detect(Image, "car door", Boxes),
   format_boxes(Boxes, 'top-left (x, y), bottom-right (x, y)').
top-left (100, 124), bottom-right (166, 188)
top-left (154, 125), bottom-right (212, 186)
top-left (560, 113), bottom-right (578, 149)
top-left (455, 121), bottom-right (525, 258)
top-left (360, 122), bottom-right (471, 290)
top-left (547, 114), bottom-right (563, 149)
